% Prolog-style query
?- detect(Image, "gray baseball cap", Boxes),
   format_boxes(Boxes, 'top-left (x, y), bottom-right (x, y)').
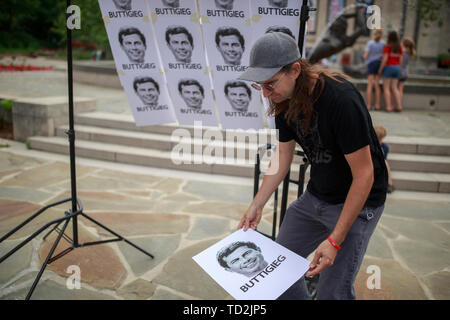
top-left (238, 32), bottom-right (301, 82)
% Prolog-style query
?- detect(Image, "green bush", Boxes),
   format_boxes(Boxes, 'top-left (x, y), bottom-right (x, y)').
top-left (0, 99), bottom-right (13, 112)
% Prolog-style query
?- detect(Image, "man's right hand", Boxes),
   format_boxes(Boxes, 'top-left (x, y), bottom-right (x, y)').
top-left (237, 204), bottom-right (263, 231)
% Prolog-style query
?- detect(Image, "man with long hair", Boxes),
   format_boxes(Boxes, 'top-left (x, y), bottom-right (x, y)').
top-left (237, 32), bottom-right (387, 300)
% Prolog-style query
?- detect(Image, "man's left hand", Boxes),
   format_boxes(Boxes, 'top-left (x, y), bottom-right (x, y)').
top-left (306, 239), bottom-right (339, 277)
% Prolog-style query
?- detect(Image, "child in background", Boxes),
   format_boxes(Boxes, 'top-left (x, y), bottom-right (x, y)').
top-left (363, 29), bottom-right (385, 111)
top-left (398, 38), bottom-right (415, 103)
top-left (375, 125), bottom-right (394, 193)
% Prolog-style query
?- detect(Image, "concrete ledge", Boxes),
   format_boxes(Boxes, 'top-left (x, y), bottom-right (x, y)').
top-left (73, 61), bottom-right (121, 89)
top-left (12, 96), bottom-right (96, 142)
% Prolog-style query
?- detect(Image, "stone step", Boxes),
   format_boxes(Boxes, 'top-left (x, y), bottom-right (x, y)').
top-left (75, 112), bottom-right (276, 141)
top-left (384, 136), bottom-right (450, 156)
top-left (55, 124), bottom-right (278, 163)
top-left (29, 136), bottom-right (450, 193)
top-left (58, 124), bottom-right (450, 173)
top-left (75, 112), bottom-right (450, 157)
top-left (28, 136), bottom-right (306, 179)
top-left (391, 171), bottom-right (450, 193)
top-left (388, 153), bottom-right (450, 174)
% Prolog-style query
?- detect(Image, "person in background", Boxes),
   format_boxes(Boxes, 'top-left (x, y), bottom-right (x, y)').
top-left (363, 29), bottom-right (385, 111)
top-left (398, 38), bottom-right (416, 104)
top-left (378, 31), bottom-right (403, 112)
top-left (375, 125), bottom-right (394, 193)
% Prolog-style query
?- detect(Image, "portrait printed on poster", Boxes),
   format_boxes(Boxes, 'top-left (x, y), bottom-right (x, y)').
top-left (161, 0), bottom-right (180, 8)
top-left (117, 26), bottom-right (156, 70)
top-left (192, 229), bottom-right (310, 300)
top-left (268, 0), bottom-right (289, 8)
top-left (177, 78), bottom-right (213, 115)
top-left (224, 80), bottom-right (257, 117)
top-left (133, 76), bottom-right (169, 112)
top-left (214, 0), bottom-right (234, 10)
top-left (257, 0), bottom-right (300, 16)
top-left (119, 72), bottom-right (177, 126)
top-left (154, 0), bottom-right (192, 16)
top-left (215, 26), bottom-right (248, 72)
top-left (159, 26), bottom-right (203, 70)
top-left (206, 0), bottom-right (245, 18)
top-left (106, 0), bottom-right (148, 19)
top-left (216, 241), bottom-right (269, 278)
top-left (112, 0), bottom-right (132, 11)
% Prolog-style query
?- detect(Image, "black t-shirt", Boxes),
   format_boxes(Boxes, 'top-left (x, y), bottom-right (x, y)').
top-left (275, 76), bottom-right (387, 207)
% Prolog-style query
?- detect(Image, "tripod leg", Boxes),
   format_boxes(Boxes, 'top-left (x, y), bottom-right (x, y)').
top-left (43, 221), bottom-right (63, 241)
top-left (0, 215), bottom-right (73, 264)
top-left (80, 213), bottom-right (154, 259)
top-left (26, 218), bottom-right (71, 300)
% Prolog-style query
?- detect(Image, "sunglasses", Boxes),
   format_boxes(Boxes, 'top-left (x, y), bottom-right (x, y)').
top-left (251, 72), bottom-right (285, 91)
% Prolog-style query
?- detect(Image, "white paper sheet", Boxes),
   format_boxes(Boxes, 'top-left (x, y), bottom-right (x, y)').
top-left (98, 0), bottom-right (177, 126)
top-left (148, 0), bottom-right (219, 126)
top-left (198, 0), bottom-right (264, 130)
top-left (192, 228), bottom-right (310, 300)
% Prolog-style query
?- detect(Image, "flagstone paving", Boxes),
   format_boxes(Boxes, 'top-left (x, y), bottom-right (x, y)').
top-left (0, 146), bottom-right (449, 300)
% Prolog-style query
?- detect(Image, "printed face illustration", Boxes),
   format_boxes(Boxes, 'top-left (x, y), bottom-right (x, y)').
top-left (222, 246), bottom-right (266, 277)
top-left (168, 33), bottom-right (193, 63)
top-left (215, 0), bottom-right (234, 10)
top-left (121, 33), bottom-right (146, 63)
top-left (268, 0), bottom-right (288, 8)
top-left (217, 35), bottom-right (243, 65)
top-left (162, 0), bottom-right (179, 7)
top-left (180, 84), bottom-right (203, 109)
top-left (112, 0), bottom-right (132, 10)
top-left (226, 86), bottom-right (250, 111)
top-left (136, 81), bottom-right (159, 105)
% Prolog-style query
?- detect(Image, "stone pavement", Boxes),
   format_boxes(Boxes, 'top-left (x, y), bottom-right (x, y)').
top-left (0, 58), bottom-right (449, 300)
top-left (0, 138), bottom-right (449, 300)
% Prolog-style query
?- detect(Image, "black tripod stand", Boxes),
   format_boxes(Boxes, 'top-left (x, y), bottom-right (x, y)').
top-left (0, 1), bottom-right (153, 300)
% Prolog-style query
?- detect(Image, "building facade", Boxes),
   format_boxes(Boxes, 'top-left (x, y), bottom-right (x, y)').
top-left (304, 0), bottom-right (450, 72)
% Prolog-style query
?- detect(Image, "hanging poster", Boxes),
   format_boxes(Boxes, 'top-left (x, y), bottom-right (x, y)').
top-left (98, 0), bottom-right (177, 126)
top-left (193, 228), bottom-right (310, 300)
top-left (249, 0), bottom-right (302, 130)
top-left (148, 0), bottom-right (219, 127)
top-left (198, 0), bottom-right (264, 130)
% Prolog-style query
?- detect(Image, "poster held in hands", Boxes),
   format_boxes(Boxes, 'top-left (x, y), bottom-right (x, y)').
top-left (192, 228), bottom-right (310, 300)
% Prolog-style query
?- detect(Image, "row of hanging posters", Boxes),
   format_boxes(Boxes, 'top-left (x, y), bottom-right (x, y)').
top-left (98, 0), bottom-right (302, 129)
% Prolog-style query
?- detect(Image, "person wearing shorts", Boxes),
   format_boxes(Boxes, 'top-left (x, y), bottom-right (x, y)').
top-left (378, 31), bottom-right (403, 112)
top-left (363, 29), bottom-right (385, 111)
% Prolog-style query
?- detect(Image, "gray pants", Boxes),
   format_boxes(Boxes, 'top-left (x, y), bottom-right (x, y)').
top-left (276, 190), bottom-right (384, 300)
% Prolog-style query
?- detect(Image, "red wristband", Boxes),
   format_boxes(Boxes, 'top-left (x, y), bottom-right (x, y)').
top-left (328, 236), bottom-right (341, 250)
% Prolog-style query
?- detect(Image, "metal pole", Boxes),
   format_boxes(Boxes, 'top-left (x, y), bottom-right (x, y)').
top-left (297, 0), bottom-right (311, 56)
top-left (66, 0), bottom-right (79, 247)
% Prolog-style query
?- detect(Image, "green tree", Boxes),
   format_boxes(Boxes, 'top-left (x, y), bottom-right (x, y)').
top-left (0, 0), bottom-right (66, 50)
top-left (411, 0), bottom-right (450, 28)
top-left (52, 0), bottom-right (111, 55)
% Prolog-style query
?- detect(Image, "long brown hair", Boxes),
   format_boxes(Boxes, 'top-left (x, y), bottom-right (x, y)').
top-left (268, 58), bottom-right (349, 132)
top-left (402, 37), bottom-right (416, 58)
top-left (387, 31), bottom-right (401, 54)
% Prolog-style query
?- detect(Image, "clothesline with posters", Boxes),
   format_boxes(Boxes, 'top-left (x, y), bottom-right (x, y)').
top-left (98, 0), bottom-right (302, 130)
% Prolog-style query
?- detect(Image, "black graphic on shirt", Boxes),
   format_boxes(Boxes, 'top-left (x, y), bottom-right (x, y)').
top-left (294, 111), bottom-right (333, 164)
